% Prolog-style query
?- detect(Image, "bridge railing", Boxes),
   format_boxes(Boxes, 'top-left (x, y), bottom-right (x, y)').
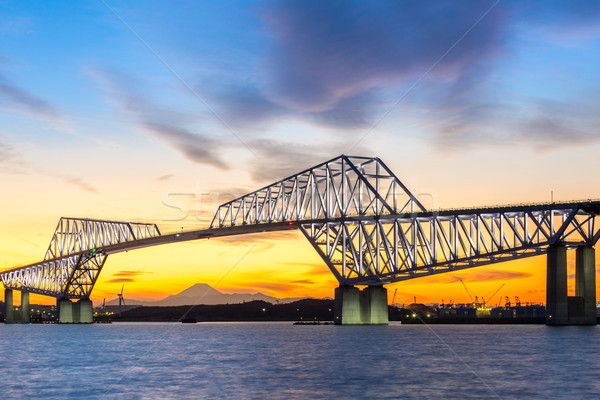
top-left (210, 155), bottom-right (425, 229)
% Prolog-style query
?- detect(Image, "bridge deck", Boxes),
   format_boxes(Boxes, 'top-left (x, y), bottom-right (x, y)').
top-left (4, 199), bottom-right (599, 274)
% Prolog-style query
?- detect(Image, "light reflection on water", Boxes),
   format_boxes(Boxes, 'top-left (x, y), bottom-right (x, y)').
top-left (1, 322), bottom-right (600, 399)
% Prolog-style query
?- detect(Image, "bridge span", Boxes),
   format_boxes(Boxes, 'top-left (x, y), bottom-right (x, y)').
top-left (2, 155), bottom-right (600, 325)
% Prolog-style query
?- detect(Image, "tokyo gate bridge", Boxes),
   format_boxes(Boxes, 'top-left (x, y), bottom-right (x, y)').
top-left (2, 155), bottom-right (599, 325)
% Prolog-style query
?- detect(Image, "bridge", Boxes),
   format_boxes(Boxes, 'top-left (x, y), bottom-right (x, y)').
top-left (2, 155), bottom-right (599, 325)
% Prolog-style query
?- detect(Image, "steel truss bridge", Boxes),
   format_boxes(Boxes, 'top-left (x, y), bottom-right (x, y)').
top-left (2, 155), bottom-right (600, 300)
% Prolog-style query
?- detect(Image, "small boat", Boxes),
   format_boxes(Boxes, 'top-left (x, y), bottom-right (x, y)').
top-left (181, 318), bottom-right (197, 324)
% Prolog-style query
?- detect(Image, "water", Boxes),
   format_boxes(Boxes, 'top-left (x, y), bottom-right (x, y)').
top-left (1, 322), bottom-right (600, 399)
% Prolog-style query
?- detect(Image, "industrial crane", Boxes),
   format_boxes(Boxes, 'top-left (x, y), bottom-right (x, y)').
top-left (485, 283), bottom-right (505, 308)
top-left (460, 279), bottom-right (475, 306)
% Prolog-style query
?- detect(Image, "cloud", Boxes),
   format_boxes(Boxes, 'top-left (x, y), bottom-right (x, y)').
top-left (64, 177), bottom-right (97, 193)
top-left (113, 270), bottom-right (148, 277)
top-left (157, 174), bottom-right (174, 181)
top-left (434, 98), bottom-right (600, 150)
top-left (213, 230), bottom-right (299, 244)
top-left (202, 80), bottom-right (376, 130)
top-left (106, 278), bottom-right (135, 283)
top-left (197, 1), bottom-right (506, 132)
top-left (0, 74), bottom-right (60, 119)
top-left (291, 279), bottom-right (316, 285)
top-left (244, 137), bottom-right (371, 182)
top-left (198, 0), bottom-right (600, 150)
top-left (429, 268), bottom-right (534, 284)
top-left (143, 122), bottom-right (228, 169)
top-left (105, 270), bottom-right (150, 283)
top-left (261, 1), bottom-right (505, 115)
top-left (0, 138), bottom-right (27, 173)
top-left (92, 68), bottom-right (229, 170)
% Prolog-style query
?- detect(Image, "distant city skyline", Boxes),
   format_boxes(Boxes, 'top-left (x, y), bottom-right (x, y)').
top-left (1, 1), bottom-right (600, 305)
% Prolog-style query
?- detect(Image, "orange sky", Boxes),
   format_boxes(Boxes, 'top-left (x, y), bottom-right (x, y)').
top-left (1, 150), bottom-right (600, 307)
top-left (3, 212), bottom-right (598, 307)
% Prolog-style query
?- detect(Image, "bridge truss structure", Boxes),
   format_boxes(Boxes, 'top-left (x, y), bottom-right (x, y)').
top-left (1, 218), bottom-right (160, 299)
top-left (2, 155), bottom-right (600, 298)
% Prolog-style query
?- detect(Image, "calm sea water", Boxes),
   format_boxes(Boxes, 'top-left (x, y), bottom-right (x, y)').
top-left (1, 322), bottom-right (599, 399)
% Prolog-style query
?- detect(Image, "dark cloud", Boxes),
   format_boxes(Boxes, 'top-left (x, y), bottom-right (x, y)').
top-left (261, 1), bottom-right (504, 114)
top-left (202, 80), bottom-right (375, 129)
top-left (203, 1), bottom-right (600, 149)
top-left (514, 0), bottom-right (600, 32)
top-left (199, 1), bottom-right (505, 131)
top-left (204, 82), bottom-right (288, 126)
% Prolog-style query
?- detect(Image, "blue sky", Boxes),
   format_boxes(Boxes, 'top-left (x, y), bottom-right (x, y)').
top-left (1, 1), bottom-right (600, 301)
top-left (2, 1), bottom-right (600, 178)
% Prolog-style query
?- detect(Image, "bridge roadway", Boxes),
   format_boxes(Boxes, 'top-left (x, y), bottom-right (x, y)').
top-left (5, 200), bottom-right (600, 277)
top-left (2, 155), bottom-right (600, 325)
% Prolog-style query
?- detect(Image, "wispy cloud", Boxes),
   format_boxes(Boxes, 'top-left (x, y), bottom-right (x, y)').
top-left (92, 68), bottom-right (229, 170)
top-left (106, 278), bottom-right (134, 283)
top-left (0, 74), bottom-right (60, 119)
top-left (143, 122), bottom-right (228, 169)
top-left (64, 177), bottom-right (97, 193)
top-left (0, 138), bottom-right (27, 173)
top-left (113, 270), bottom-right (148, 277)
top-left (244, 137), bottom-right (371, 182)
top-left (427, 268), bottom-right (534, 284)
top-left (157, 174), bottom-right (174, 182)
top-left (106, 270), bottom-right (150, 283)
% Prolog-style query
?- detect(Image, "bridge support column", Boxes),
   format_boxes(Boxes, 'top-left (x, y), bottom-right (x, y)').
top-left (546, 245), bottom-right (596, 326)
top-left (58, 299), bottom-right (73, 324)
top-left (334, 285), bottom-right (388, 325)
top-left (57, 298), bottom-right (93, 323)
top-left (4, 289), bottom-right (14, 323)
top-left (334, 286), bottom-right (361, 324)
top-left (547, 245), bottom-right (568, 325)
top-left (77, 299), bottom-right (93, 324)
top-left (20, 292), bottom-right (30, 324)
top-left (575, 246), bottom-right (596, 325)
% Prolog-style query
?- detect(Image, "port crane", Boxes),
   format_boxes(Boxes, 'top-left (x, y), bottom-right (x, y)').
top-left (485, 283), bottom-right (505, 308)
top-left (460, 279), bottom-right (475, 306)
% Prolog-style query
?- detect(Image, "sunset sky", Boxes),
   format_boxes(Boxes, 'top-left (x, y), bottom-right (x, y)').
top-left (1, 1), bottom-right (600, 306)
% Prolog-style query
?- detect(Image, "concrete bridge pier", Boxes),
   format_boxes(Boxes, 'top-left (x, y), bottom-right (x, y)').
top-left (3, 290), bottom-right (30, 323)
top-left (546, 244), bottom-right (596, 326)
top-left (58, 298), bottom-right (93, 324)
top-left (20, 292), bottom-right (30, 323)
top-left (334, 285), bottom-right (389, 325)
top-left (4, 289), bottom-right (14, 323)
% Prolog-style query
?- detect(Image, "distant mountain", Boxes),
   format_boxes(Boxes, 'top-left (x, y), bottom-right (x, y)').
top-left (105, 283), bottom-right (311, 307)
